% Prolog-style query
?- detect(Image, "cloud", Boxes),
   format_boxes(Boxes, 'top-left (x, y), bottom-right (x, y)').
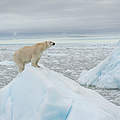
top-left (0, 0), bottom-right (120, 34)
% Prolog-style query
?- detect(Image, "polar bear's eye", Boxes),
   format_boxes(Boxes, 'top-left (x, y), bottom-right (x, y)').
top-left (50, 41), bottom-right (53, 44)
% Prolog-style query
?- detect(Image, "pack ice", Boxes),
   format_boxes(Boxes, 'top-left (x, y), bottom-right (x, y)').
top-left (0, 64), bottom-right (120, 120)
top-left (78, 42), bottom-right (120, 89)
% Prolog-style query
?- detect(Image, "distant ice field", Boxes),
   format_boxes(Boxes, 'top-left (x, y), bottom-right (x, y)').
top-left (0, 42), bottom-right (120, 106)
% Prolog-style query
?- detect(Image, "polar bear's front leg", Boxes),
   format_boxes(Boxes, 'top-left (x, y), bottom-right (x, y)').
top-left (31, 56), bottom-right (40, 68)
top-left (36, 58), bottom-right (40, 68)
top-left (18, 63), bottom-right (25, 72)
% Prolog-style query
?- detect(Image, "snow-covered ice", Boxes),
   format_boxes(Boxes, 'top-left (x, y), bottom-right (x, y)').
top-left (0, 61), bottom-right (14, 66)
top-left (0, 64), bottom-right (120, 120)
top-left (78, 41), bottom-right (120, 89)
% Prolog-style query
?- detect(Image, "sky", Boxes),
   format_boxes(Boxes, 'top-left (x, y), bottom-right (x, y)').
top-left (0, 0), bottom-right (120, 36)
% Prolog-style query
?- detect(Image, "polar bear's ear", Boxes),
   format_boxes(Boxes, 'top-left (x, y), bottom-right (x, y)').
top-left (46, 40), bottom-right (51, 45)
top-left (45, 40), bottom-right (49, 43)
top-left (45, 40), bottom-right (48, 45)
top-left (45, 40), bottom-right (50, 48)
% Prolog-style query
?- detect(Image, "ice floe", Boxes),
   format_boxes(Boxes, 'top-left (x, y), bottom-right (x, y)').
top-left (0, 61), bottom-right (14, 66)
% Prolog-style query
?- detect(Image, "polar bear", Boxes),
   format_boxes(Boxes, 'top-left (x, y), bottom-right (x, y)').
top-left (13, 41), bottom-right (55, 72)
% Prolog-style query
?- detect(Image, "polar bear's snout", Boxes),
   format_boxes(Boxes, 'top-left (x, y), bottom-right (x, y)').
top-left (49, 41), bottom-right (55, 46)
top-left (52, 42), bottom-right (55, 45)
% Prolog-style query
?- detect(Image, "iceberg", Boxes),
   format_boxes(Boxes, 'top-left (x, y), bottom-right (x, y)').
top-left (78, 42), bottom-right (120, 89)
top-left (0, 64), bottom-right (120, 120)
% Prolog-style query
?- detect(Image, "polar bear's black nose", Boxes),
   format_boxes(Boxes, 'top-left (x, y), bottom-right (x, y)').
top-left (53, 42), bottom-right (55, 45)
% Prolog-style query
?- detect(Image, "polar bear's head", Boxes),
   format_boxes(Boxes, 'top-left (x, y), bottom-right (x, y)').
top-left (46, 41), bottom-right (55, 48)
